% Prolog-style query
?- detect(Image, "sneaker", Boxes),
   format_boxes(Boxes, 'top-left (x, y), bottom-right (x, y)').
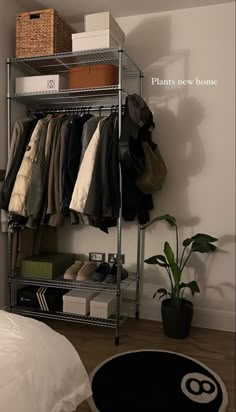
top-left (64, 261), bottom-right (84, 280)
top-left (105, 263), bottom-right (128, 284)
top-left (76, 261), bottom-right (97, 281)
top-left (90, 262), bottom-right (110, 282)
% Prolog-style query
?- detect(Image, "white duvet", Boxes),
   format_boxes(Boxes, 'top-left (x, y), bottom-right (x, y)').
top-left (0, 310), bottom-right (92, 412)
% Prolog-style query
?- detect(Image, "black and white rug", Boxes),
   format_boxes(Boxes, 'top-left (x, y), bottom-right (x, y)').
top-left (88, 350), bottom-right (228, 412)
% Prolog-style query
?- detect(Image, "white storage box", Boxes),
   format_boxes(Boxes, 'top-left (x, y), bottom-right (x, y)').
top-left (85, 12), bottom-right (125, 45)
top-left (15, 75), bottom-right (67, 94)
top-left (90, 293), bottom-right (116, 319)
top-left (63, 290), bottom-right (98, 315)
top-left (72, 29), bottom-right (123, 52)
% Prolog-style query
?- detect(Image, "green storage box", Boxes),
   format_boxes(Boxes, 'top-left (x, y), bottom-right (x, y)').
top-left (20, 253), bottom-right (76, 279)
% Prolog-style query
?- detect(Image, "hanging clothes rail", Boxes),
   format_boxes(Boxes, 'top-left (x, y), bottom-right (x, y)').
top-left (28, 105), bottom-right (126, 116)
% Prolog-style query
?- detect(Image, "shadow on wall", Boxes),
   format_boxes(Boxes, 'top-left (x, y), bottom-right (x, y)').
top-left (126, 15), bottom-right (206, 225)
top-left (125, 15), bottom-right (230, 299)
top-left (185, 234), bottom-right (236, 309)
top-left (153, 98), bottom-right (205, 224)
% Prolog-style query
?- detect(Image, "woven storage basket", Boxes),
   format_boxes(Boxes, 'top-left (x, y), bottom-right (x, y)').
top-left (16, 9), bottom-right (75, 58)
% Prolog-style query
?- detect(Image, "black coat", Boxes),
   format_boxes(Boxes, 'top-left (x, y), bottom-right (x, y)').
top-left (61, 114), bottom-right (92, 215)
top-left (119, 108), bottom-right (155, 224)
top-left (83, 114), bottom-right (120, 223)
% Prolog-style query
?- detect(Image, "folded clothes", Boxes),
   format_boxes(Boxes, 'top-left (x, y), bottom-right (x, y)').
top-left (64, 260), bottom-right (84, 280)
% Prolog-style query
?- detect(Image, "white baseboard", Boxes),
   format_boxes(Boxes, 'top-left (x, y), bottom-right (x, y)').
top-left (2, 297), bottom-right (234, 332)
top-left (139, 299), bottom-right (236, 332)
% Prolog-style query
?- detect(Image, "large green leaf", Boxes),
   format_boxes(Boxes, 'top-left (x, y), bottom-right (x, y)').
top-left (153, 288), bottom-right (169, 300)
top-left (155, 255), bottom-right (169, 267)
top-left (142, 214), bottom-right (176, 230)
top-left (170, 262), bottom-right (181, 285)
top-left (144, 256), bottom-right (159, 264)
top-left (144, 255), bottom-right (168, 267)
top-left (180, 281), bottom-right (200, 296)
top-left (161, 214), bottom-right (176, 227)
top-left (182, 238), bottom-right (192, 247)
top-left (164, 241), bottom-right (175, 265)
top-left (191, 233), bottom-right (218, 243)
top-left (191, 242), bottom-right (216, 253)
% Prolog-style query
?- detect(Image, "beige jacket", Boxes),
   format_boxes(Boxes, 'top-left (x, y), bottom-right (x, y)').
top-left (9, 116), bottom-right (51, 218)
top-left (69, 118), bottom-right (106, 213)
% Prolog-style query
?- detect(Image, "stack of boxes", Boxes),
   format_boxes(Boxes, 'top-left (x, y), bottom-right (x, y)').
top-left (15, 11), bottom-right (126, 93)
top-left (69, 12), bottom-right (126, 89)
top-left (72, 12), bottom-right (125, 51)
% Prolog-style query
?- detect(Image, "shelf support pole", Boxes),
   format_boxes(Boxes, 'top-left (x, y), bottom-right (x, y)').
top-left (6, 58), bottom-right (12, 310)
top-left (135, 73), bottom-right (145, 320)
top-left (115, 49), bottom-right (123, 346)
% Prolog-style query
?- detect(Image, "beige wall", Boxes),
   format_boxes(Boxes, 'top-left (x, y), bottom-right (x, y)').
top-left (59, 2), bottom-right (235, 330)
top-left (0, 1), bottom-right (29, 307)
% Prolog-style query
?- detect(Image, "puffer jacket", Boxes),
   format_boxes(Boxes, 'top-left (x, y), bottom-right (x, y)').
top-left (9, 116), bottom-right (51, 219)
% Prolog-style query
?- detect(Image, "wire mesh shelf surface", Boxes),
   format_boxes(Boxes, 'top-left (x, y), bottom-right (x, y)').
top-left (8, 48), bottom-right (143, 78)
top-left (9, 272), bottom-right (136, 294)
top-left (10, 306), bottom-right (128, 328)
top-left (9, 85), bottom-right (127, 108)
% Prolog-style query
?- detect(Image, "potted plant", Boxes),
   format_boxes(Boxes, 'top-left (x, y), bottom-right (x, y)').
top-left (142, 214), bottom-right (218, 339)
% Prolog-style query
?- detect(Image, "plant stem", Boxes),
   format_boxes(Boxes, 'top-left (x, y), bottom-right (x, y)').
top-left (180, 251), bottom-right (192, 273)
top-left (165, 266), bottom-right (175, 301)
top-left (175, 224), bottom-right (179, 264)
top-left (179, 246), bottom-right (186, 269)
top-left (181, 287), bottom-right (185, 300)
top-left (166, 266), bottom-right (174, 290)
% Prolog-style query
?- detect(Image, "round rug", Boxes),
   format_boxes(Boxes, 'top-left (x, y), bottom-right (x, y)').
top-left (88, 350), bottom-right (228, 412)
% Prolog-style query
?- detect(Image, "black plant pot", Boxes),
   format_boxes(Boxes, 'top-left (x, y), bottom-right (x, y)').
top-left (161, 299), bottom-right (193, 339)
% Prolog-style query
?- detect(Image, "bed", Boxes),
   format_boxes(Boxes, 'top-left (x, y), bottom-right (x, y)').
top-left (0, 310), bottom-right (92, 412)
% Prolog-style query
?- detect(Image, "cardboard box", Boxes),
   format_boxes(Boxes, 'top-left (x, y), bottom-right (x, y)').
top-left (69, 64), bottom-right (118, 89)
top-left (20, 253), bottom-right (76, 280)
top-left (90, 293), bottom-right (116, 319)
top-left (72, 29), bottom-right (123, 52)
top-left (84, 12), bottom-right (125, 45)
top-left (16, 74), bottom-right (67, 94)
top-left (63, 290), bottom-right (98, 315)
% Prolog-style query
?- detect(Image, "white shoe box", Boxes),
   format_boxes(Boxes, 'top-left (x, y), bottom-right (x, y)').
top-left (15, 75), bottom-right (67, 94)
top-left (63, 290), bottom-right (98, 315)
top-left (84, 12), bottom-right (125, 45)
top-left (72, 29), bottom-right (124, 52)
top-left (90, 293), bottom-right (116, 319)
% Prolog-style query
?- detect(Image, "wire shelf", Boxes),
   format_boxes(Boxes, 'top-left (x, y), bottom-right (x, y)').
top-left (9, 272), bottom-right (136, 294)
top-left (9, 85), bottom-right (127, 108)
top-left (9, 306), bottom-right (128, 328)
top-left (8, 48), bottom-right (143, 78)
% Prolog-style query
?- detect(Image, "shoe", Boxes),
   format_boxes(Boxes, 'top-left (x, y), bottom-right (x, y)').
top-left (76, 261), bottom-right (97, 281)
top-left (105, 264), bottom-right (128, 284)
top-left (64, 261), bottom-right (84, 280)
top-left (90, 262), bottom-right (110, 282)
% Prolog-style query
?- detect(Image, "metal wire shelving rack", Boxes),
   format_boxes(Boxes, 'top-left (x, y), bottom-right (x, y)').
top-left (6, 47), bottom-right (144, 345)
